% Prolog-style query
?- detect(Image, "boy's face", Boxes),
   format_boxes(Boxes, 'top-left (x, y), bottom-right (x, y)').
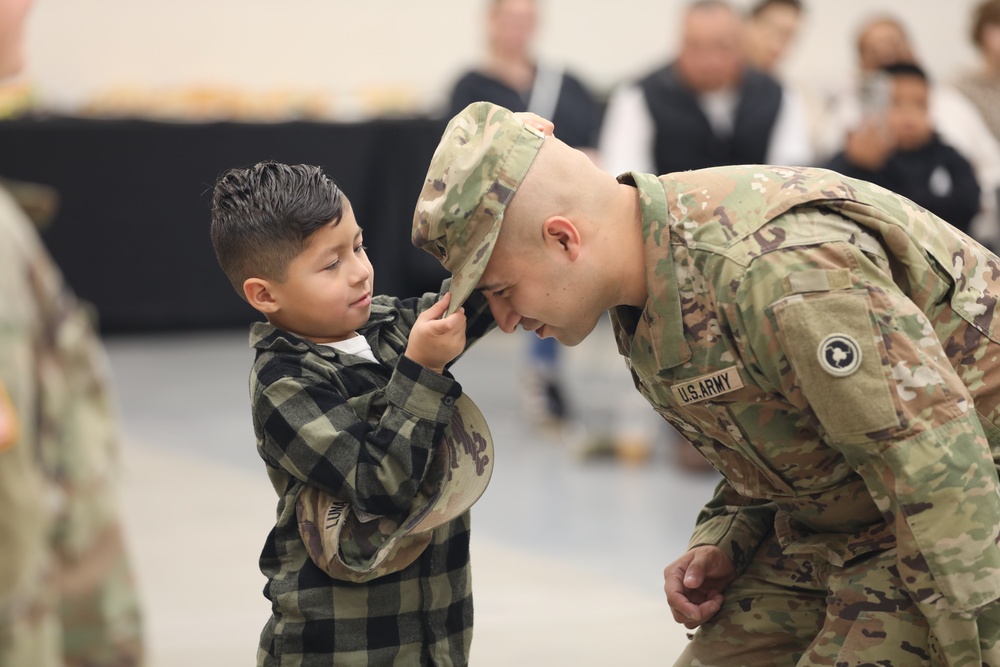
top-left (263, 203), bottom-right (374, 344)
top-left (887, 74), bottom-right (932, 151)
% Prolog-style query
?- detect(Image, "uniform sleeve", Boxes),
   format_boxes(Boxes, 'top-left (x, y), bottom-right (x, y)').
top-left (254, 351), bottom-right (462, 518)
top-left (741, 242), bottom-right (1000, 612)
top-left (687, 481), bottom-right (777, 572)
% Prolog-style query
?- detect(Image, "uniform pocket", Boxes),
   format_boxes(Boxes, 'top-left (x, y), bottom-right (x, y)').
top-left (771, 289), bottom-right (901, 441)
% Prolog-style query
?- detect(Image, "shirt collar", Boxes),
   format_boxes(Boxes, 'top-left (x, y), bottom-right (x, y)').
top-left (615, 171), bottom-right (691, 373)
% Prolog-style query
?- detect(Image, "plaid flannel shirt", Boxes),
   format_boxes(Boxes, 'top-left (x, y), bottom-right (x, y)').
top-left (250, 282), bottom-right (493, 666)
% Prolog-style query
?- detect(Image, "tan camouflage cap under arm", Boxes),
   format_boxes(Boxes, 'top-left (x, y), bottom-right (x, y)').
top-left (412, 101), bottom-right (545, 315)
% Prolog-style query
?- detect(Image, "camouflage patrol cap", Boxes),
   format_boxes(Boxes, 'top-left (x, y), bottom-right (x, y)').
top-left (413, 101), bottom-right (546, 315)
top-left (296, 393), bottom-right (494, 583)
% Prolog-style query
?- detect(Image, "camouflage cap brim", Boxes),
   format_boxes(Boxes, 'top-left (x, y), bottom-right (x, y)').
top-left (295, 393), bottom-right (494, 583)
top-left (412, 102), bottom-right (546, 315)
top-left (406, 393), bottom-right (493, 533)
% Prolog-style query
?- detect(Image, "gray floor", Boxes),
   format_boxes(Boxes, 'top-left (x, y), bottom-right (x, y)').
top-left (105, 316), bottom-right (721, 665)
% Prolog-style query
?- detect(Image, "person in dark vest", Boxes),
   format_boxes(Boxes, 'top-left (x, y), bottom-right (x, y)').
top-left (599, 0), bottom-right (813, 177)
top-left (599, 0), bottom-right (813, 469)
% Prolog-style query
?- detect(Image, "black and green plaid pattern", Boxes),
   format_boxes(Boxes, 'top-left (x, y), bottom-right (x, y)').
top-left (249, 283), bottom-right (492, 666)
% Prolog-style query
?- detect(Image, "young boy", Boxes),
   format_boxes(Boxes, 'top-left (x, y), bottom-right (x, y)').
top-left (209, 161), bottom-right (495, 666)
top-left (826, 62), bottom-right (982, 236)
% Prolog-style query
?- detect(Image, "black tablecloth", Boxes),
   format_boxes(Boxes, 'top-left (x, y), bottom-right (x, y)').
top-left (0, 115), bottom-right (451, 333)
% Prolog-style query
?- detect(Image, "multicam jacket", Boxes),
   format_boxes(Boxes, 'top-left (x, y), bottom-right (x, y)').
top-left (250, 283), bottom-right (492, 666)
top-left (0, 187), bottom-right (143, 664)
top-left (612, 167), bottom-right (1000, 614)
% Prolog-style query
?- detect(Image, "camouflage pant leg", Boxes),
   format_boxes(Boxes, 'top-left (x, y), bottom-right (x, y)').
top-left (675, 533), bottom-right (949, 667)
top-left (43, 305), bottom-right (144, 667)
top-left (913, 595), bottom-right (1000, 667)
top-left (674, 533), bottom-right (827, 667)
top-left (50, 455), bottom-right (143, 666)
top-left (57, 520), bottom-right (143, 667)
top-left (974, 598), bottom-right (1000, 667)
top-left (798, 546), bottom-right (932, 666)
top-left (0, 450), bottom-right (143, 667)
top-left (0, 440), bottom-right (61, 666)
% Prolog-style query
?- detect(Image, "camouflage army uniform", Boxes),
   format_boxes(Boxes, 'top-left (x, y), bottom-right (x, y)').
top-left (0, 187), bottom-right (143, 666)
top-left (251, 283), bottom-right (493, 667)
top-left (613, 166), bottom-right (1000, 666)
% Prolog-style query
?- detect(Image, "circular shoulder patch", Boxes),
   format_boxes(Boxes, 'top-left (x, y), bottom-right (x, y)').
top-left (817, 334), bottom-right (862, 377)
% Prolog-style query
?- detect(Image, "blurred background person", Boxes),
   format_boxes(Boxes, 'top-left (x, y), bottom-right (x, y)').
top-left (599, 0), bottom-right (813, 178)
top-left (0, 0), bottom-right (144, 664)
top-left (743, 0), bottom-right (803, 75)
top-left (598, 0), bottom-right (811, 470)
top-left (447, 0), bottom-right (602, 432)
top-left (817, 13), bottom-right (1000, 249)
top-left (741, 0), bottom-right (831, 156)
top-left (955, 0), bottom-right (1000, 144)
top-left (826, 62), bottom-right (981, 236)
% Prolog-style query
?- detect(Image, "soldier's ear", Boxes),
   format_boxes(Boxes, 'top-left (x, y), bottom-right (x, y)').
top-left (244, 277), bottom-right (280, 314)
top-left (541, 216), bottom-right (581, 261)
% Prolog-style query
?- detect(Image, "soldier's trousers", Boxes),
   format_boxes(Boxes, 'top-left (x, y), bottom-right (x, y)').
top-left (0, 442), bottom-right (143, 667)
top-left (0, 382), bottom-right (143, 666)
top-left (674, 531), bottom-right (1000, 667)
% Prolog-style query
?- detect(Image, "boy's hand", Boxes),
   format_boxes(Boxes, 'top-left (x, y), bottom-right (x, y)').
top-left (404, 293), bottom-right (467, 374)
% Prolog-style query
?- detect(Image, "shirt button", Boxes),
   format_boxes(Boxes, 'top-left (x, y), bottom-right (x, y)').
top-left (443, 396), bottom-right (455, 406)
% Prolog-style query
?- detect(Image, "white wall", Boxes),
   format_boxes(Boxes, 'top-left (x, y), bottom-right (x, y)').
top-left (20, 0), bottom-right (985, 118)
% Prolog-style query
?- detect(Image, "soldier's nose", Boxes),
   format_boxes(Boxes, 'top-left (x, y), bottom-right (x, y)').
top-left (487, 299), bottom-right (519, 334)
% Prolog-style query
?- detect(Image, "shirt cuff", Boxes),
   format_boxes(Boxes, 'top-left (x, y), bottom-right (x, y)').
top-left (385, 354), bottom-right (462, 422)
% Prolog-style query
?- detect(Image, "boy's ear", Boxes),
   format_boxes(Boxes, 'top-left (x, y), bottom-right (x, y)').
top-left (243, 277), bottom-right (280, 314)
top-left (541, 216), bottom-right (581, 261)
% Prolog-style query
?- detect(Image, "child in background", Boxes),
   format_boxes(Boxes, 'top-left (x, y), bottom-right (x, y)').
top-left (827, 62), bottom-right (982, 235)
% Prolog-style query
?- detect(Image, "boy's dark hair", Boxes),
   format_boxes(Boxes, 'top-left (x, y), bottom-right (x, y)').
top-left (880, 61), bottom-right (929, 83)
top-left (210, 161), bottom-right (344, 299)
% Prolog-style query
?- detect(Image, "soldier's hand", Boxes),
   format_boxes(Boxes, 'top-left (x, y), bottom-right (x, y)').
top-left (404, 293), bottom-right (467, 374)
top-left (663, 545), bottom-right (737, 629)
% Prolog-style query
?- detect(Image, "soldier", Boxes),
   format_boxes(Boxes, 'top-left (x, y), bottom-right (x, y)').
top-left (0, 0), bottom-right (144, 664)
top-left (412, 101), bottom-right (1000, 665)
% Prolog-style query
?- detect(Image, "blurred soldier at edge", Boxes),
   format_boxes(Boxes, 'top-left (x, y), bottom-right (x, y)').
top-left (0, 0), bottom-right (144, 665)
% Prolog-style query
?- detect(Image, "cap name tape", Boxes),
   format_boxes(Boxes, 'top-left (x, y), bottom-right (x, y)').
top-left (324, 500), bottom-right (349, 531)
top-left (449, 409), bottom-right (490, 477)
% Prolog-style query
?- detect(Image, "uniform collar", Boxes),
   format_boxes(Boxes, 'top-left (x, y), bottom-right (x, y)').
top-left (616, 172), bottom-right (691, 373)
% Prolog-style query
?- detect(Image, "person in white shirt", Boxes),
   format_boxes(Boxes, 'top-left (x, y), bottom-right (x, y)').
top-left (818, 14), bottom-right (1000, 248)
top-left (599, 0), bottom-right (814, 178)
